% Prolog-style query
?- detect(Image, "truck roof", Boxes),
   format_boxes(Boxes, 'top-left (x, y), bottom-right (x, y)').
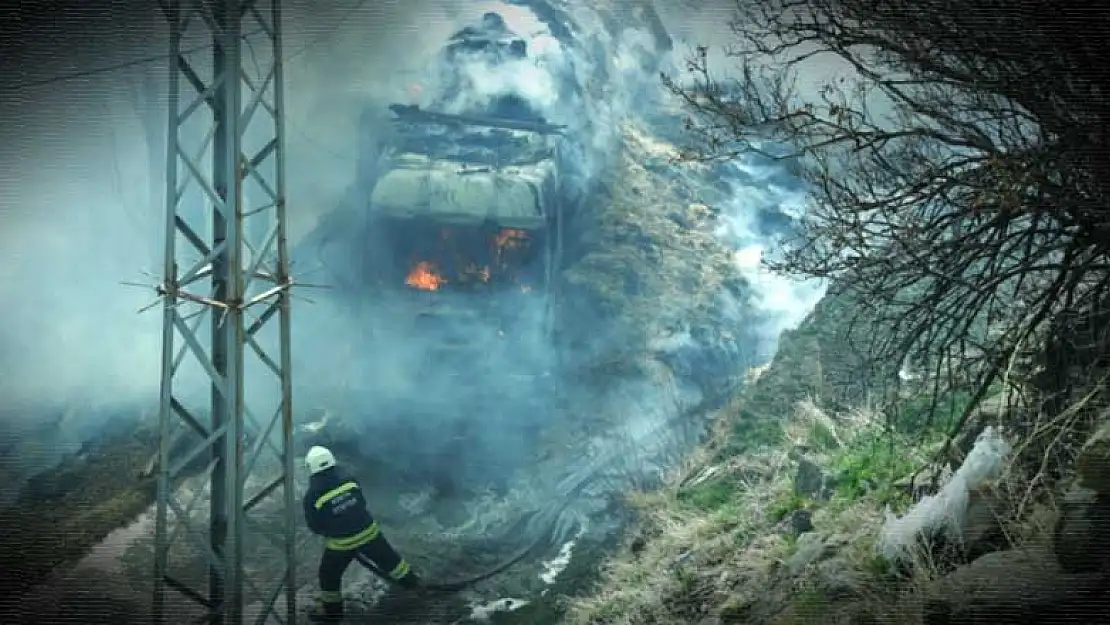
top-left (370, 105), bottom-right (560, 229)
top-left (370, 154), bottom-right (553, 230)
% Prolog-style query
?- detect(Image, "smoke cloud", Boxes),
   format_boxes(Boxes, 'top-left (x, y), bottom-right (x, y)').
top-left (283, 1), bottom-right (687, 489)
top-left (715, 157), bottom-right (827, 358)
top-left (0, 0), bottom-right (822, 506)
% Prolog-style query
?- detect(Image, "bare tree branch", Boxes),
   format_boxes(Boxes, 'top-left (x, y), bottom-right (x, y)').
top-left (666, 0), bottom-right (1110, 432)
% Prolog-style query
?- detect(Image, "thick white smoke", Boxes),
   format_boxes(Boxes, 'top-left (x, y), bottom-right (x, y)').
top-left (715, 158), bottom-right (827, 354)
top-left (0, 0), bottom-right (824, 502)
top-left (283, 3), bottom-right (681, 488)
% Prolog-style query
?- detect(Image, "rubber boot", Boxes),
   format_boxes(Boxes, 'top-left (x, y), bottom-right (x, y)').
top-left (397, 571), bottom-right (423, 591)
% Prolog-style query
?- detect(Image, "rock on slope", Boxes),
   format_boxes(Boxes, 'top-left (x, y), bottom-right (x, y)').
top-left (565, 289), bottom-right (1110, 625)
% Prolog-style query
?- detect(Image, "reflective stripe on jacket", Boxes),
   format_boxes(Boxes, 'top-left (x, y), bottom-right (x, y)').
top-left (324, 521), bottom-right (381, 551)
top-left (302, 468), bottom-right (377, 541)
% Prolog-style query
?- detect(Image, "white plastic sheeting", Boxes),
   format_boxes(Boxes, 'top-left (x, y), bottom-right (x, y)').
top-left (878, 426), bottom-right (1012, 562)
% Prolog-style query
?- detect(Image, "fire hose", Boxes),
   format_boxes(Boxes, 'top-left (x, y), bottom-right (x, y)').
top-left (367, 475), bottom-right (593, 593)
top-left (317, 381), bottom-right (741, 595)
top-left (362, 534), bottom-right (541, 593)
top-left (363, 447), bottom-right (607, 594)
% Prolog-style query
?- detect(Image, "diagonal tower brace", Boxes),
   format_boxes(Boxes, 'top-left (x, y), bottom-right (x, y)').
top-left (152, 0), bottom-right (296, 623)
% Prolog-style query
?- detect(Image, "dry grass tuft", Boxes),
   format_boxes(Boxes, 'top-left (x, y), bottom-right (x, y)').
top-left (562, 404), bottom-right (804, 624)
top-left (564, 394), bottom-right (1074, 625)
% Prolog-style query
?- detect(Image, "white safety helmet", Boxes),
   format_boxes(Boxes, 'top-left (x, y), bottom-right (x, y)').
top-left (305, 445), bottom-right (337, 475)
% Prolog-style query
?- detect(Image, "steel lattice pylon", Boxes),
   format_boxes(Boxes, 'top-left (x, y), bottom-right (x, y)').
top-left (152, 0), bottom-right (296, 622)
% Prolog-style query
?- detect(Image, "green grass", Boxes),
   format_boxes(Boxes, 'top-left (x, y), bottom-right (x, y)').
top-left (710, 409), bottom-right (784, 464)
top-left (769, 492), bottom-right (814, 523)
top-left (860, 551), bottom-right (898, 579)
top-left (826, 381), bottom-right (988, 506)
top-left (830, 432), bottom-right (916, 501)
top-left (781, 587), bottom-right (831, 623)
top-left (677, 476), bottom-right (743, 511)
top-left (891, 387), bottom-right (978, 435)
top-left (805, 417), bottom-right (841, 450)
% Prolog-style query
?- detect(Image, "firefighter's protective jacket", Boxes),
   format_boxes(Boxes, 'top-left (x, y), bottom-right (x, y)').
top-left (302, 467), bottom-right (381, 551)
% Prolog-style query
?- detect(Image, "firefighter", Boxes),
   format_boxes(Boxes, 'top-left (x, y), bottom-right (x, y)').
top-left (303, 445), bottom-right (423, 621)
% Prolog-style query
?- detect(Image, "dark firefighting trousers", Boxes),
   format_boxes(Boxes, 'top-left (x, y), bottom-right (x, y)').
top-left (316, 524), bottom-right (420, 618)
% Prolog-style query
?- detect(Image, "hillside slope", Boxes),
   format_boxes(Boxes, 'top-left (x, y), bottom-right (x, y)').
top-left (564, 291), bottom-right (1110, 625)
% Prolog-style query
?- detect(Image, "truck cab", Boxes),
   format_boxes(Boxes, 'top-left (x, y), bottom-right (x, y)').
top-left (365, 104), bottom-right (566, 345)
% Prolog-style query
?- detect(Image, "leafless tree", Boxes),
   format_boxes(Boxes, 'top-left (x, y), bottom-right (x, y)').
top-left (664, 0), bottom-right (1110, 432)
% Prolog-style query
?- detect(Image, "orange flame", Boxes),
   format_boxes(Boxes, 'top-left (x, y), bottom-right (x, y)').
top-left (495, 229), bottom-right (529, 249)
top-left (493, 228), bottom-right (529, 270)
top-left (406, 261), bottom-right (447, 290)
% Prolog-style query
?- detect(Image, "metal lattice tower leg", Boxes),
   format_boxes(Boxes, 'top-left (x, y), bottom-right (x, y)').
top-left (152, 0), bottom-right (296, 622)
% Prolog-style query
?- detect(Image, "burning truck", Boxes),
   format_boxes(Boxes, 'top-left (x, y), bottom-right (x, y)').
top-left (304, 12), bottom-right (573, 357)
top-left (293, 13), bottom-right (577, 494)
top-left (366, 102), bottom-right (568, 350)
